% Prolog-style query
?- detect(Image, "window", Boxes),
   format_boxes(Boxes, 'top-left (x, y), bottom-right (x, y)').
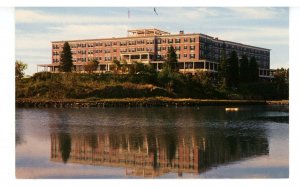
top-left (175, 39), bottom-right (180, 43)
top-left (184, 54), bottom-right (187, 58)
top-left (175, 46), bottom-right (181, 51)
top-left (168, 39), bottom-right (173, 43)
top-left (147, 40), bottom-right (153, 44)
top-left (190, 46), bottom-right (195, 50)
top-left (184, 45), bottom-right (187, 50)
top-left (190, 38), bottom-right (196, 42)
top-left (128, 41), bottom-right (136, 45)
top-left (105, 57), bottom-right (112, 61)
top-left (184, 38), bottom-right (188, 42)
top-left (105, 42), bottom-right (112, 47)
top-left (190, 54), bottom-right (195, 58)
top-left (120, 41), bottom-right (127, 46)
top-left (137, 40), bottom-right (145, 44)
top-left (146, 48), bottom-right (153, 52)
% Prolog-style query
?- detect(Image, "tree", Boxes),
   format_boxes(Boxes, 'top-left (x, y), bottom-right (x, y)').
top-left (121, 59), bottom-right (128, 73)
top-left (239, 55), bottom-right (249, 83)
top-left (273, 68), bottom-right (288, 84)
top-left (112, 59), bottom-right (121, 73)
top-left (223, 51), bottom-right (239, 88)
top-left (15, 60), bottom-right (27, 80)
top-left (165, 45), bottom-right (178, 72)
top-left (229, 51), bottom-right (239, 87)
top-left (249, 57), bottom-right (259, 82)
top-left (218, 49), bottom-right (227, 87)
top-left (59, 42), bottom-right (73, 72)
top-left (273, 68), bottom-right (289, 99)
top-left (84, 58), bottom-right (99, 73)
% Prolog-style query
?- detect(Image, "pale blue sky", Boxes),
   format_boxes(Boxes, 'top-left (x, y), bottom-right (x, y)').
top-left (15, 7), bottom-right (289, 75)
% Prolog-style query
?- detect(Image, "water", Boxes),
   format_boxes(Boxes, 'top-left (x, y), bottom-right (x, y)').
top-left (15, 105), bottom-right (289, 178)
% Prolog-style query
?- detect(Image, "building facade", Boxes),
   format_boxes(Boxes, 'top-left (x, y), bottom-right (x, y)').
top-left (39, 28), bottom-right (272, 78)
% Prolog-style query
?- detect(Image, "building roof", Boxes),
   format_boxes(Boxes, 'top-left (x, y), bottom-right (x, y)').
top-left (127, 28), bottom-right (170, 36)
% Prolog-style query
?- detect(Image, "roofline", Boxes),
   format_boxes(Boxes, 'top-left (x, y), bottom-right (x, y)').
top-left (51, 31), bottom-right (270, 51)
top-left (51, 33), bottom-right (201, 43)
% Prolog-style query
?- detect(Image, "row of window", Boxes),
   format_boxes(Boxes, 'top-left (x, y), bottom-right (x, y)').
top-left (70, 56), bottom-right (116, 63)
top-left (157, 53), bottom-right (195, 59)
top-left (53, 37), bottom-right (197, 50)
top-left (200, 43), bottom-right (269, 55)
top-left (157, 45), bottom-right (195, 51)
top-left (157, 37), bottom-right (196, 44)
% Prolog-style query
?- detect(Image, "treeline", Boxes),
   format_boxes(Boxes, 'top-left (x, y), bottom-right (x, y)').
top-left (16, 67), bottom-right (288, 100)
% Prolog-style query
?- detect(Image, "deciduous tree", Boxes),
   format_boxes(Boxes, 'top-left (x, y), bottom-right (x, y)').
top-left (15, 60), bottom-right (27, 80)
top-left (84, 58), bottom-right (99, 73)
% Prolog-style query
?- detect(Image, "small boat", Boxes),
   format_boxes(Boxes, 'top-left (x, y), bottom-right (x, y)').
top-left (225, 107), bottom-right (239, 112)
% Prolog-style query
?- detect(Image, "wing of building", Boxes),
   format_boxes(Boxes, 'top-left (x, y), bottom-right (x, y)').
top-left (38, 28), bottom-right (272, 78)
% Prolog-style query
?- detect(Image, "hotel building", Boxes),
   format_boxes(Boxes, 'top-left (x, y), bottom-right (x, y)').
top-left (39, 28), bottom-right (272, 78)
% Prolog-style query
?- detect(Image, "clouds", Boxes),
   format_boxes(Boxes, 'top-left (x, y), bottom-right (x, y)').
top-left (228, 7), bottom-right (287, 20)
top-left (15, 7), bottom-right (289, 75)
top-left (16, 9), bottom-right (130, 24)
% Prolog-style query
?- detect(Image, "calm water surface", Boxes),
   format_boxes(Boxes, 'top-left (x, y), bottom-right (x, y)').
top-left (15, 105), bottom-right (289, 178)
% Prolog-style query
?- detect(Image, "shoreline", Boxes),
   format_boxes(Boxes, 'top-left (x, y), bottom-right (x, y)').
top-left (16, 98), bottom-right (289, 108)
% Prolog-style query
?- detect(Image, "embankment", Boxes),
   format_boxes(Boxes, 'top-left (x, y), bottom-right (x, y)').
top-left (16, 97), bottom-right (276, 108)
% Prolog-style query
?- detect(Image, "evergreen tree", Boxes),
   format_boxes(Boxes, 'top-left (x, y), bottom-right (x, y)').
top-left (59, 42), bottom-right (73, 72)
top-left (218, 48), bottom-right (228, 86)
top-left (227, 51), bottom-right (239, 88)
top-left (239, 55), bottom-right (249, 83)
top-left (165, 45), bottom-right (178, 72)
top-left (249, 57), bottom-right (259, 82)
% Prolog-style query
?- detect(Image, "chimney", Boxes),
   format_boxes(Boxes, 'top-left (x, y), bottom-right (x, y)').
top-left (179, 30), bottom-right (184, 35)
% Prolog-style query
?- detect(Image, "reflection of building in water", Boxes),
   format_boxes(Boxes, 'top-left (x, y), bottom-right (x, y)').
top-left (50, 128), bottom-right (269, 177)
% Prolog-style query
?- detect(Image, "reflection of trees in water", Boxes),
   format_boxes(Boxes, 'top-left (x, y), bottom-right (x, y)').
top-left (16, 131), bottom-right (24, 145)
top-left (48, 107), bottom-right (270, 176)
top-left (51, 123), bottom-right (269, 176)
top-left (162, 128), bottom-right (177, 165)
top-left (59, 132), bottom-right (71, 163)
top-left (87, 133), bottom-right (98, 149)
top-left (200, 126), bottom-right (269, 171)
top-left (16, 112), bottom-right (25, 145)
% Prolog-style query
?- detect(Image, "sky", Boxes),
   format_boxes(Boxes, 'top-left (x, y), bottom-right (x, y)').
top-left (15, 7), bottom-right (289, 76)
